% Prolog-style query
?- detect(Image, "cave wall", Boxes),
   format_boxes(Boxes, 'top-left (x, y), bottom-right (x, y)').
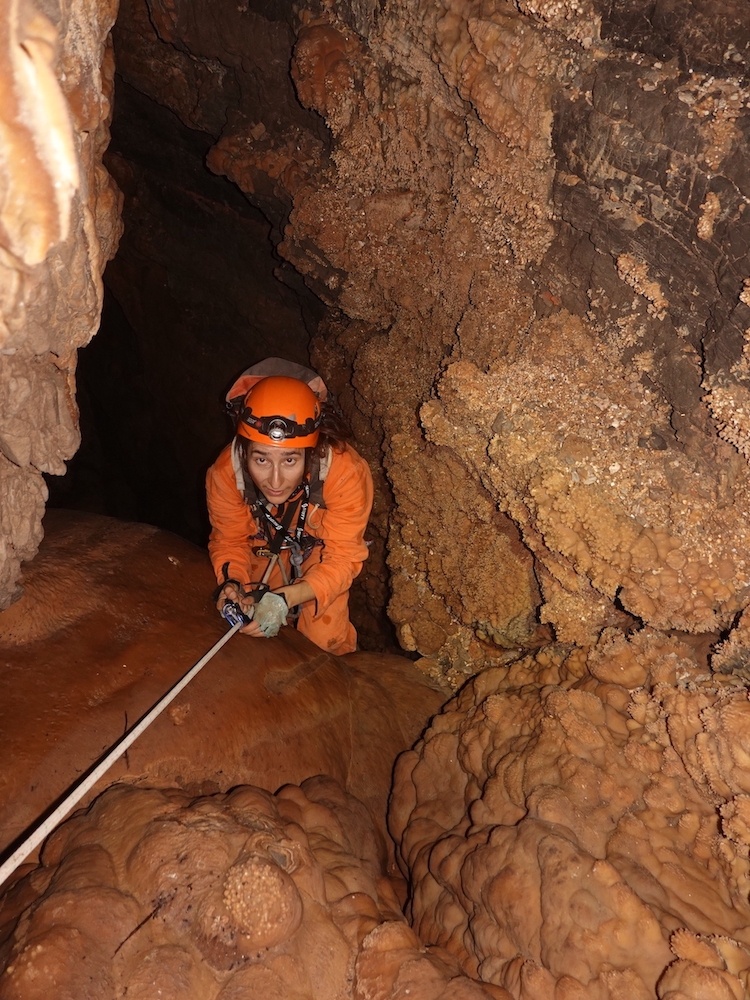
top-left (3, 0), bottom-right (750, 682)
top-left (0, 0), bottom-right (122, 608)
top-left (274, 0), bottom-right (750, 682)
top-left (96, 0), bottom-right (750, 682)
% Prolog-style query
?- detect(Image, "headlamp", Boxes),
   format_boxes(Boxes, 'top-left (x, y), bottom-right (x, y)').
top-left (267, 419), bottom-right (289, 443)
top-left (240, 408), bottom-right (321, 440)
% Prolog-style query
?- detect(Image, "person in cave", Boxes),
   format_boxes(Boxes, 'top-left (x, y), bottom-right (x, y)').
top-left (206, 358), bottom-right (374, 655)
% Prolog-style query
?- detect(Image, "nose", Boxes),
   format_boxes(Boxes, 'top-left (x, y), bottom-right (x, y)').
top-left (269, 462), bottom-right (283, 488)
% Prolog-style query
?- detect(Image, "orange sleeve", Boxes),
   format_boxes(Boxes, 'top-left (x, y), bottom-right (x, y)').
top-left (205, 444), bottom-right (258, 587)
top-left (302, 445), bottom-right (374, 616)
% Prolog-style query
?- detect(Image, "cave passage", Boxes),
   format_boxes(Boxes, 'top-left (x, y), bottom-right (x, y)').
top-left (46, 79), bottom-right (327, 550)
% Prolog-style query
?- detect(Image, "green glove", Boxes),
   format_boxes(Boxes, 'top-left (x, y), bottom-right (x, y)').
top-left (253, 592), bottom-right (289, 637)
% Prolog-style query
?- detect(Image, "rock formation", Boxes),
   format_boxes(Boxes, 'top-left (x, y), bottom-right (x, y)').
top-left (0, 0), bottom-right (122, 609)
top-left (275, 1), bottom-right (750, 679)
top-left (0, 778), bottom-right (505, 999)
top-left (389, 632), bottom-right (750, 998)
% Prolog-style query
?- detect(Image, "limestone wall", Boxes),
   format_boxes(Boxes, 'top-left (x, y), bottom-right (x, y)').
top-left (389, 629), bottom-right (750, 997)
top-left (275, 0), bottom-right (750, 681)
top-left (0, 0), bottom-right (122, 607)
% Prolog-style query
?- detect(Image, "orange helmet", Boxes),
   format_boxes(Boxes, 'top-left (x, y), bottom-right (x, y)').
top-left (237, 376), bottom-right (322, 448)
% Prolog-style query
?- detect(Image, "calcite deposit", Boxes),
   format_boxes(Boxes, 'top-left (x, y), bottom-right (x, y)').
top-left (276, 1), bottom-right (750, 675)
top-left (0, 0), bottom-right (122, 609)
top-left (421, 329), bottom-right (750, 646)
top-left (389, 631), bottom-right (750, 998)
top-left (0, 778), bottom-right (506, 999)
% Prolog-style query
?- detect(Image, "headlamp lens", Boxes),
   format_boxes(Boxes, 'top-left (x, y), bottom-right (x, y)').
top-left (267, 419), bottom-right (288, 442)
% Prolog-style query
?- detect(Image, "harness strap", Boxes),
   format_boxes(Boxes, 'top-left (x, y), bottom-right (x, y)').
top-left (253, 479), bottom-right (324, 574)
top-left (257, 484), bottom-right (307, 555)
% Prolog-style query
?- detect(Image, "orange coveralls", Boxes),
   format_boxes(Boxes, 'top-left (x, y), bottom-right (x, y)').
top-left (206, 442), bottom-right (374, 655)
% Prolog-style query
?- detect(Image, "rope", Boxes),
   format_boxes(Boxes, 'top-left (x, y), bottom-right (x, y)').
top-left (0, 619), bottom-right (243, 890)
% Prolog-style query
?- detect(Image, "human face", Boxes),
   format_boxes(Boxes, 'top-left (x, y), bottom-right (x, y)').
top-left (247, 445), bottom-right (306, 504)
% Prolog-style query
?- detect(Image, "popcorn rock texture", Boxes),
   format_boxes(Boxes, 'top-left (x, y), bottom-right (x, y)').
top-left (389, 631), bottom-right (750, 998)
top-left (277, 0), bottom-right (750, 676)
top-left (0, 779), bottom-right (504, 999)
top-left (421, 335), bottom-right (750, 646)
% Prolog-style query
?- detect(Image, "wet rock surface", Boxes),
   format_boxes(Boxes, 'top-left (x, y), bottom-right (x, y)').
top-left (0, 0), bottom-right (121, 610)
top-left (0, 511), bottom-right (445, 862)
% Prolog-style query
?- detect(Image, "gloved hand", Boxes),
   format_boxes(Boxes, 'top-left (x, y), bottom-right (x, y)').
top-left (252, 592), bottom-right (288, 637)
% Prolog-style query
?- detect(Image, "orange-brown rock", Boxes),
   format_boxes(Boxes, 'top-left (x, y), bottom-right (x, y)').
top-left (389, 630), bottom-right (750, 998)
top-left (0, 510), bottom-right (446, 868)
top-left (421, 334), bottom-right (750, 647)
top-left (0, 778), bottom-right (505, 999)
top-left (0, 0), bottom-right (122, 609)
top-left (267, 0), bottom-right (750, 675)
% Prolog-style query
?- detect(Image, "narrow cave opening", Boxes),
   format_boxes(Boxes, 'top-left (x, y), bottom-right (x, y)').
top-left (46, 77), bottom-right (326, 547)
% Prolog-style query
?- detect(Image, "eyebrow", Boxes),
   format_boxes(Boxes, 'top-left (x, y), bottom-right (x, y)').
top-left (251, 448), bottom-right (304, 457)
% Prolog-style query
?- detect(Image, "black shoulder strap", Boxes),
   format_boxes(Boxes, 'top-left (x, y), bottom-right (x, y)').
top-left (264, 490), bottom-right (304, 555)
top-left (306, 452), bottom-right (326, 509)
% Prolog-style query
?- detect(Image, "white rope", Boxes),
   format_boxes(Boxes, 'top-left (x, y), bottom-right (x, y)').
top-left (0, 620), bottom-right (243, 889)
